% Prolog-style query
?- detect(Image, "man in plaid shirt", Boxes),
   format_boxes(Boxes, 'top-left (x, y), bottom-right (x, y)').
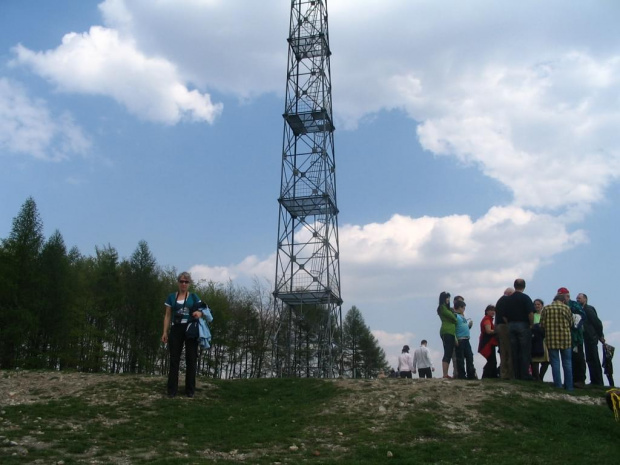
top-left (540, 293), bottom-right (574, 391)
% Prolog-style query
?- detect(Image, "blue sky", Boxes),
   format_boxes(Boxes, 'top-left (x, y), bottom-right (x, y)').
top-left (2, 0), bottom-right (619, 379)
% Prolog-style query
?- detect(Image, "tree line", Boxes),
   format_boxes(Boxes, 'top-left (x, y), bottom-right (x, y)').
top-left (0, 198), bottom-right (389, 378)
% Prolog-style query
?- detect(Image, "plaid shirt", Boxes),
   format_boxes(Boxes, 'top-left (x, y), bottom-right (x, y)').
top-left (540, 301), bottom-right (572, 349)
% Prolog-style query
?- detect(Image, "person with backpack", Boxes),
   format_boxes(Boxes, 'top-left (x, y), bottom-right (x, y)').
top-left (162, 271), bottom-right (205, 398)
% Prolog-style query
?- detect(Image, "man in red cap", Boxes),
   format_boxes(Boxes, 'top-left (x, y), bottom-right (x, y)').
top-left (557, 287), bottom-right (587, 388)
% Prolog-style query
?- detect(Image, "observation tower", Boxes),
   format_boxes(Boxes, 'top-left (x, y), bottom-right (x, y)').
top-left (273, 0), bottom-right (342, 377)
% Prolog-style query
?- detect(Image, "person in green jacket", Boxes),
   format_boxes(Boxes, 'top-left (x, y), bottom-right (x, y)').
top-left (437, 291), bottom-right (457, 379)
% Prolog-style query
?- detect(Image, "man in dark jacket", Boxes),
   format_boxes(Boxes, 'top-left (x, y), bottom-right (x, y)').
top-left (577, 293), bottom-right (605, 386)
top-left (505, 279), bottom-right (535, 380)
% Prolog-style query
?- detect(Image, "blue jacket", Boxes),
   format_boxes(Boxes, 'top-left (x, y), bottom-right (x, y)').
top-left (198, 307), bottom-right (213, 349)
top-left (455, 314), bottom-right (471, 339)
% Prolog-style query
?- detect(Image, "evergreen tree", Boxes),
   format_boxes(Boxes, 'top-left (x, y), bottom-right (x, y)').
top-left (342, 306), bottom-right (389, 378)
top-left (0, 197), bottom-right (45, 368)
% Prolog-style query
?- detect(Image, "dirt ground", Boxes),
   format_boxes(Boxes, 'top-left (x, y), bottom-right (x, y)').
top-left (0, 371), bottom-right (609, 462)
top-left (1, 370), bottom-right (605, 409)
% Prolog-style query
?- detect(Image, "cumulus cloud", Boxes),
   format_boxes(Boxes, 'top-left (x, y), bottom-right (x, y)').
top-left (98, 0), bottom-right (288, 99)
top-left (406, 53), bottom-right (620, 212)
top-left (190, 254), bottom-right (275, 285)
top-left (0, 78), bottom-right (91, 161)
top-left (11, 26), bottom-right (223, 124)
top-left (72, 0), bottom-right (620, 216)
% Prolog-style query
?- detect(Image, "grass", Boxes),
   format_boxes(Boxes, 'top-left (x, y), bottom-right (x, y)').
top-left (0, 373), bottom-right (617, 464)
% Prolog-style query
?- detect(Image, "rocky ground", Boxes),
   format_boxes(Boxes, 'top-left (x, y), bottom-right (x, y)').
top-left (0, 371), bottom-right (609, 462)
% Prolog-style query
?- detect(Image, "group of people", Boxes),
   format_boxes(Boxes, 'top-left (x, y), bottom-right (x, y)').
top-left (435, 279), bottom-right (614, 390)
top-left (397, 341), bottom-right (436, 378)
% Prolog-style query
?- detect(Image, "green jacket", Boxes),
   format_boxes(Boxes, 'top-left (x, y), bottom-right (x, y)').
top-left (438, 304), bottom-right (457, 336)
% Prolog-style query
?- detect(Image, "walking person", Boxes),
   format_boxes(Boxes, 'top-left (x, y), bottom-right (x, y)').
top-left (162, 272), bottom-right (205, 398)
top-left (413, 340), bottom-right (435, 378)
top-left (437, 291), bottom-right (457, 379)
top-left (398, 345), bottom-right (414, 378)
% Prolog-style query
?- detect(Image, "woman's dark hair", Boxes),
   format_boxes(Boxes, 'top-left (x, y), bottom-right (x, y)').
top-left (485, 305), bottom-right (495, 314)
top-left (437, 291), bottom-right (451, 314)
top-left (533, 298), bottom-right (544, 310)
top-left (402, 345), bottom-right (410, 353)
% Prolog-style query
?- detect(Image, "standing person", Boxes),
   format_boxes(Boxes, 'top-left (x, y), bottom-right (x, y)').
top-left (455, 301), bottom-right (476, 379)
top-left (531, 298), bottom-right (550, 381)
top-left (577, 293), bottom-right (605, 386)
top-left (557, 287), bottom-right (587, 388)
top-left (162, 272), bottom-right (205, 398)
top-left (540, 293), bottom-right (574, 391)
top-left (398, 345), bottom-right (414, 378)
top-left (437, 291), bottom-right (457, 379)
top-left (413, 340), bottom-right (435, 378)
top-left (602, 343), bottom-right (615, 387)
top-left (505, 279), bottom-right (535, 380)
top-left (478, 305), bottom-right (499, 379)
top-left (495, 288), bottom-right (514, 380)
top-left (451, 295), bottom-right (465, 378)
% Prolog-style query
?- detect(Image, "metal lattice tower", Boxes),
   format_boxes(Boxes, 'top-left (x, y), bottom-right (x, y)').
top-left (273, 0), bottom-right (342, 377)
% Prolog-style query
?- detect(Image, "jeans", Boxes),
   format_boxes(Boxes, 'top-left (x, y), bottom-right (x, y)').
top-left (456, 338), bottom-right (476, 379)
top-left (549, 347), bottom-right (573, 390)
top-left (400, 370), bottom-right (412, 379)
top-left (508, 321), bottom-right (532, 380)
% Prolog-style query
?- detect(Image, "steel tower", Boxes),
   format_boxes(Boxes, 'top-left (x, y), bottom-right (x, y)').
top-left (273, 0), bottom-right (342, 377)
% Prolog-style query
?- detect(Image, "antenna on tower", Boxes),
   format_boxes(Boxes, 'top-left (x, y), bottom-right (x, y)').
top-left (272, 0), bottom-right (342, 378)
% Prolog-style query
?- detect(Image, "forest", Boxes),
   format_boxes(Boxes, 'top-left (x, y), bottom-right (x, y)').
top-left (0, 198), bottom-right (389, 378)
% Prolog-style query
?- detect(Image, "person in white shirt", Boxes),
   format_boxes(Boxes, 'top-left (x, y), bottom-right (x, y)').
top-left (398, 345), bottom-right (415, 378)
top-left (413, 340), bottom-right (435, 378)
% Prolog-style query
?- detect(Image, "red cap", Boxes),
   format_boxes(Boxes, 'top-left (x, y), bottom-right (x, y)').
top-left (557, 287), bottom-right (570, 295)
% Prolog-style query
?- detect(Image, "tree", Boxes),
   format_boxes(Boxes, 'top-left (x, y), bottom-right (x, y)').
top-left (0, 197), bottom-right (45, 368)
top-left (342, 306), bottom-right (389, 378)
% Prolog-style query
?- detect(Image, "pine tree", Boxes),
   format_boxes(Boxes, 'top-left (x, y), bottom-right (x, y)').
top-left (0, 197), bottom-right (45, 368)
top-left (342, 306), bottom-right (389, 378)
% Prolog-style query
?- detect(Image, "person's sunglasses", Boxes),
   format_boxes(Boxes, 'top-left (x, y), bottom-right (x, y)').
top-left (179, 280), bottom-right (190, 284)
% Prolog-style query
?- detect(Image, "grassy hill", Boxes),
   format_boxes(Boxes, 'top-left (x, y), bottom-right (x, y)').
top-left (1, 371), bottom-right (618, 464)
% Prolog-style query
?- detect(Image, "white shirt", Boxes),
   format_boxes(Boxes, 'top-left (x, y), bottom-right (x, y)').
top-left (398, 352), bottom-right (414, 372)
top-left (413, 345), bottom-right (434, 370)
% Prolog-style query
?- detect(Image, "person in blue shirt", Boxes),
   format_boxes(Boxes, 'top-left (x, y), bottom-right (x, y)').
top-left (455, 300), bottom-right (476, 380)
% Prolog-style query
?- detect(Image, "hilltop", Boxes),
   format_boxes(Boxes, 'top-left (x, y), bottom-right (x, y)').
top-left (0, 371), bottom-right (616, 464)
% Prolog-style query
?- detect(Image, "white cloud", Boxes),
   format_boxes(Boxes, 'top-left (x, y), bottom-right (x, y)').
top-left (0, 78), bottom-right (90, 161)
top-left (98, 0), bottom-right (288, 99)
top-left (190, 254), bottom-right (275, 285)
top-left (79, 0), bottom-right (620, 215)
top-left (187, 204), bottom-right (586, 313)
top-left (11, 26), bottom-right (223, 125)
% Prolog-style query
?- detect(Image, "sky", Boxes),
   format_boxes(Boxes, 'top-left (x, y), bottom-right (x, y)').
top-left (1, 0), bottom-right (619, 380)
